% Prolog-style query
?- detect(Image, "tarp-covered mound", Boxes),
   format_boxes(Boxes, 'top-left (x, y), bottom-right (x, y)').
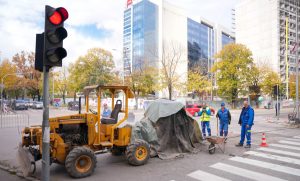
top-left (131, 99), bottom-right (202, 159)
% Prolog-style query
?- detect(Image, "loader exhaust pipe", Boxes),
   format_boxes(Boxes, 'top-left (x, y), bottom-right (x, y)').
top-left (79, 96), bottom-right (81, 114)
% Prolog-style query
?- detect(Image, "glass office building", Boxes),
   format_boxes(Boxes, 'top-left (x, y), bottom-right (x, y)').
top-left (222, 32), bottom-right (235, 48)
top-left (123, 8), bottom-right (132, 75)
top-left (123, 0), bottom-right (158, 75)
top-left (123, 0), bottom-right (235, 78)
top-left (187, 18), bottom-right (215, 74)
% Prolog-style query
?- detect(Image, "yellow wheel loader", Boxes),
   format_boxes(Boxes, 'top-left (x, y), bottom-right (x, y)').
top-left (19, 85), bottom-right (150, 178)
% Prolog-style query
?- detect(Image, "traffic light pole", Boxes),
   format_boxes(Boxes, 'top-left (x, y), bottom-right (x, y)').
top-left (42, 66), bottom-right (50, 181)
top-left (277, 84), bottom-right (279, 120)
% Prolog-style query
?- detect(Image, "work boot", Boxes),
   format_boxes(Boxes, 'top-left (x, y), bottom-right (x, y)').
top-left (244, 144), bottom-right (251, 148)
top-left (224, 137), bottom-right (228, 143)
top-left (235, 143), bottom-right (243, 147)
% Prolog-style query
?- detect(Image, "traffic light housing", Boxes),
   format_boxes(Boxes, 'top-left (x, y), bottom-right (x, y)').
top-left (44, 5), bottom-right (68, 67)
top-left (35, 33), bottom-right (44, 72)
top-left (273, 85), bottom-right (279, 95)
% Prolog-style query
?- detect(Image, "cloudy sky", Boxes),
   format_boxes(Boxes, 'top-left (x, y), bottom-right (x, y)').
top-left (0, 0), bottom-right (240, 66)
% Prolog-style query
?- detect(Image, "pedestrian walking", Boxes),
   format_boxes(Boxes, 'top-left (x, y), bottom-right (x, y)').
top-left (236, 100), bottom-right (255, 148)
top-left (216, 102), bottom-right (231, 142)
top-left (199, 104), bottom-right (211, 139)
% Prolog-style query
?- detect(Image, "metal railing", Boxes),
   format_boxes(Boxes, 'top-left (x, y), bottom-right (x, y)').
top-left (0, 112), bottom-right (29, 128)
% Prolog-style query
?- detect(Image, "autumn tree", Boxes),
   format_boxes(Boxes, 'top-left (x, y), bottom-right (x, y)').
top-left (259, 67), bottom-right (281, 96)
top-left (12, 51), bottom-right (42, 100)
top-left (68, 48), bottom-right (116, 100)
top-left (159, 42), bottom-right (186, 100)
top-left (187, 68), bottom-right (210, 100)
top-left (125, 62), bottom-right (158, 108)
top-left (289, 74), bottom-right (299, 99)
top-left (212, 44), bottom-right (253, 107)
top-left (0, 59), bottom-right (19, 99)
top-left (54, 67), bottom-right (68, 104)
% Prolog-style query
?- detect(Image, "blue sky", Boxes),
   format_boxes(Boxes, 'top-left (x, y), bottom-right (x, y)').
top-left (0, 0), bottom-right (240, 66)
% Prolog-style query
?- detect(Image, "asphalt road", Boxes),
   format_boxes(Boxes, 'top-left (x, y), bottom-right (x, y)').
top-left (0, 107), bottom-right (299, 181)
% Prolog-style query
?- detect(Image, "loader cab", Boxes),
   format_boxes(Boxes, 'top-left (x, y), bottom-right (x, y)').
top-left (83, 85), bottom-right (134, 147)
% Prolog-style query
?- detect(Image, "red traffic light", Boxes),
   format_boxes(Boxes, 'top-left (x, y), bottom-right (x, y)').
top-left (48, 7), bottom-right (68, 25)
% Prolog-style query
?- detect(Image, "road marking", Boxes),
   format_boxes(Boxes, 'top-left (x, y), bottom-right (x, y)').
top-left (230, 157), bottom-right (300, 176)
top-left (210, 162), bottom-right (287, 181)
top-left (258, 147), bottom-right (300, 158)
top-left (245, 151), bottom-right (300, 165)
top-left (187, 169), bottom-right (231, 181)
top-left (284, 138), bottom-right (300, 142)
top-left (279, 140), bottom-right (300, 146)
top-left (270, 144), bottom-right (300, 151)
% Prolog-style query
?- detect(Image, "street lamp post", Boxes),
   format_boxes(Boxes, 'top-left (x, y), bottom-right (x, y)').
top-left (295, 0), bottom-right (299, 121)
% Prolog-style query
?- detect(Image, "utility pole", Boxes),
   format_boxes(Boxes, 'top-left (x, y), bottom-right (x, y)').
top-left (277, 84), bottom-right (279, 120)
top-left (296, 0), bottom-right (299, 121)
top-left (36, 6), bottom-right (69, 181)
top-left (52, 72), bottom-right (54, 105)
top-left (41, 66), bottom-right (50, 181)
top-left (286, 17), bottom-right (289, 99)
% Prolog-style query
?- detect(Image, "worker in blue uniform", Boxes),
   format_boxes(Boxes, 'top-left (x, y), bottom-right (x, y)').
top-left (236, 100), bottom-right (254, 148)
top-left (216, 102), bottom-right (231, 142)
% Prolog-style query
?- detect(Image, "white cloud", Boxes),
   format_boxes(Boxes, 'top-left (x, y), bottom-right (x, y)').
top-left (0, 0), bottom-right (239, 67)
top-left (0, 0), bottom-right (124, 66)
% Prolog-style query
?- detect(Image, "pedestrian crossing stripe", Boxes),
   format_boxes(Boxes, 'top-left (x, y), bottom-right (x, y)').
top-left (187, 169), bottom-right (231, 181)
top-left (270, 143), bottom-right (300, 151)
top-left (279, 140), bottom-right (300, 146)
top-left (258, 147), bottom-right (300, 158)
top-left (230, 157), bottom-right (300, 176)
top-left (183, 137), bottom-right (300, 181)
top-left (245, 151), bottom-right (300, 165)
top-left (210, 162), bottom-right (287, 181)
top-left (284, 138), bottom-right (300, 142)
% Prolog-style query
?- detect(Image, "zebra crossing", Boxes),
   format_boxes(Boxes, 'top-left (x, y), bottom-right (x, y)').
top-left (184, 135), bottom-right (300, 181)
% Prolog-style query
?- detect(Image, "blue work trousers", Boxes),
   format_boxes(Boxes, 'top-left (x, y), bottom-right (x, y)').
top-left (239, 124), bottom-right (252, 145)
top-left (201, 121), bottom-right (211, 137)
top-left (219, 123), bottom-right (229, 137)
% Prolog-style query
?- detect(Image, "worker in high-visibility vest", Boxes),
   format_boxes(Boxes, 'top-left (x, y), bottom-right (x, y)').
top-left (199, 104), bottom-right (211, 139)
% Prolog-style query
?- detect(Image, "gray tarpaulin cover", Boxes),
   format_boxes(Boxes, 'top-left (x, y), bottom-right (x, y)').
top-left (131, 99), bottom-right (202, 159)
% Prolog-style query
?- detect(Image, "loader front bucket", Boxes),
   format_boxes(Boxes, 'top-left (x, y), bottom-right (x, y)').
top-left (17, 143), bottom-right (36, 177)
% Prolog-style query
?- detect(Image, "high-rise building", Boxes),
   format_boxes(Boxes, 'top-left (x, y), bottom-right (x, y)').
top-left (123, 0), bottom-right (159, 75)
top-left (187, 18), bottom-right (234, 74)
top-left (236, 0), bottom-right (300, 83)
top-left (123, 0), bottom-right (235, 98)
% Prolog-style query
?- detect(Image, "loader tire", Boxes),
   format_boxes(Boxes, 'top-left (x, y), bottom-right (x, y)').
top-left (125, 139), bottom-right (150, 166)
top-left (65, 147), bottom-right (97, 178)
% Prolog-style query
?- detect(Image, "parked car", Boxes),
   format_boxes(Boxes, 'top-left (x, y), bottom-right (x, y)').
top-left (185, 104), bottom-right (200, 117)
top-left (24, 99), bottom-right (31, 109)
top-left (12, 100), bottom-right (27, 110)
top-left (185, 104), bottom-right (215, 117)
top-left (28, 101), bottom-right (35, 108)
top-left (67, 101), bottom-right (79, 111)
top-left (32, 101), bottom-right (43, 109)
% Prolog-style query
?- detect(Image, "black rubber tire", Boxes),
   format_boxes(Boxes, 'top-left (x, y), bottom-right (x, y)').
top-left (208, 144), bottom-right (216, 154)
top-left (111, 147), bottom-right (124, 156)
top-left (125, 139), bottom-right (150, 166)
top-left (65, 147), bottom-right (97, 178)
